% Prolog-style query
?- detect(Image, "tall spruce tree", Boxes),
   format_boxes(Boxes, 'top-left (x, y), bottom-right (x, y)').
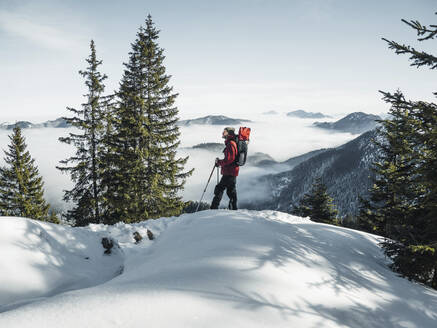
top-left (360, 14), bottom-right (437, 288)
top-left (0, 126), bottom-right (50, 220)
top-left (357, 92), bottom-right (420, 237)
top-left (292, 177), bottom-right (338, 224)
top-left (58, 40), bottom-right (108, 226)
top-left (102, 15), bottom-right (192, 224)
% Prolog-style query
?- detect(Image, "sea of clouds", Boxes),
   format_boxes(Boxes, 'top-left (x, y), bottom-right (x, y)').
top-left (0, 112), bottom-right (357, 212)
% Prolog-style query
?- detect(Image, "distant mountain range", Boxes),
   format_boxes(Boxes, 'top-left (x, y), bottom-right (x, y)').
top-left (262, 110), bottom-right (279, 115)
top-left (241, 129), bottom-right (380, 217)
top-left (313, 112), bottom-right (381, 134)
top-left (286, 110), bottom-right (330, 119)
top-left (0, 118), bottom-right (70, 130)
top-left (1, 113), bottom-right (380, 136)
top-left (177, 115), bottom-right (251, 126)
top-left (1, 115), bottom-right (252, 130)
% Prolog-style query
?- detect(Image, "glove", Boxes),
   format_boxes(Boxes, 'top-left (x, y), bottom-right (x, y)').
top-left (215, 158), bottom-right (220, 167)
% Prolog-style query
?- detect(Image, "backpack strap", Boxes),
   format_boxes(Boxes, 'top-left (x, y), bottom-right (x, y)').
top-left (231, 137), bottom-right (239, 166)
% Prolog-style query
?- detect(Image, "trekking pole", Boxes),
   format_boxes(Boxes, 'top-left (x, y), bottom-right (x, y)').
top-left (217, 166), bottom-right (219, 184)
top-left (196, 162), bottom-right (217, 212)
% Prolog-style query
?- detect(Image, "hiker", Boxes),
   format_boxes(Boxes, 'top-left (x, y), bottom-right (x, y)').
top-left (210, 127), bottom-right (239, 210)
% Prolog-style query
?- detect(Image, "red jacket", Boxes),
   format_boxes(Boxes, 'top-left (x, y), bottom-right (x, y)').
top-left (217, 136), bottom-right (239, 177)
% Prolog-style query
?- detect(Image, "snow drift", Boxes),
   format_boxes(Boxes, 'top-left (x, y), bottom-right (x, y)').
top-left (1, 210), bottom-right (436, 327)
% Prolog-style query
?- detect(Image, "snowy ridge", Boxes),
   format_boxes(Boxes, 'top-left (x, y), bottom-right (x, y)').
top-left (0, 118), bottom-right (70, 130)
top-left (177, 115), bottom-right (251, 126)
top-left (1, 210), bottom-right (437, 327)
top-left (313, 112), bottom-right (381, 134)
top-left (286, 110), bottom-right (330, 119)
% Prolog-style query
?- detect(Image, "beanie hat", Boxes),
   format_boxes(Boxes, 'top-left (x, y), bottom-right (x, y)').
top-left (224, 127), bottom-right (235, 134)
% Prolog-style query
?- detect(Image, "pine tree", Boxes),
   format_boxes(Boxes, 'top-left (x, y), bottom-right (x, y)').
top-left (292, 177), bottom-right (338, 224)
top-left (412, 100), bottom-right (437, 288)
top-left (58, 40), bottom-right (109, 226)
top-left (372, 92), bottom-right (437, 288)
top-left (357, 92), bottom-right (420, 237)
top-left (0, 125), bottom-right (50, 221)
top-left (102, 15), bottom-right (192, 224)
top-left (360, 14), bottom-right (437, 288)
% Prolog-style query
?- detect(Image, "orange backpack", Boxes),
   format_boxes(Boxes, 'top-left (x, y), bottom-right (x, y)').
top-left (235, 127), bottom-right (251, 166)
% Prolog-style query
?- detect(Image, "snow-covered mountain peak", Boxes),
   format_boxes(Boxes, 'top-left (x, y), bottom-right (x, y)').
top-left (341, 112), bottom-right (380, 121)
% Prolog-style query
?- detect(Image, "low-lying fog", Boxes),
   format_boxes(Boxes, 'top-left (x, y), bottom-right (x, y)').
top-left (0, 113), bottom-right (357, 212)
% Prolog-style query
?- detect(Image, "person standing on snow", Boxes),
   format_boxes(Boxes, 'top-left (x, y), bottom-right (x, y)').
top-left (210, 127), bottom-right (239, 210)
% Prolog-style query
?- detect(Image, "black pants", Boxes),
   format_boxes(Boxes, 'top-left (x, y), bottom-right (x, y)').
top-left (211, 175), bottom-right (238, 210)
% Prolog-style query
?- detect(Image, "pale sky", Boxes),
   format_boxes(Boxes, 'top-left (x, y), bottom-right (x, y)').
top-left (1, 0), bottom-right (436, 122)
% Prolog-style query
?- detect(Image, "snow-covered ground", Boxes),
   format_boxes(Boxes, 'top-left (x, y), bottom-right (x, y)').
top-left (1, 210), bottom-right (436, 327)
